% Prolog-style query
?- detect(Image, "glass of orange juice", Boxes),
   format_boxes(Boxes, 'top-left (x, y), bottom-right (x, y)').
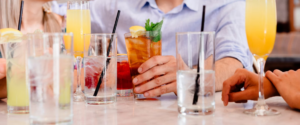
top-left (67, 0), bottom-right (91, 102)
top-left (245, 0), bottom-right (279, 116)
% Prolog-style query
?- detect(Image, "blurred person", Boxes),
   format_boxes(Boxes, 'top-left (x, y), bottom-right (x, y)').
top-left (0, 0), bottom-right (62, 99)
top-left (222, 69), bottom-right (300, 110)
top-left (91, 0), bottom-right (253, 98)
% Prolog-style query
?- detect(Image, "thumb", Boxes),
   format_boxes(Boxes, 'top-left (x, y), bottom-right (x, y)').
top-left (0, 59), bottom-right (6, 79)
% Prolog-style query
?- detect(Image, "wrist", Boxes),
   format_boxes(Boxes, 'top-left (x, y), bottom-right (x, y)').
top-left (264, 77), bottom-right (280, 99)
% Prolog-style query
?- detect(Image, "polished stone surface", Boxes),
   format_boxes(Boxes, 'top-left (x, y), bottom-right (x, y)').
top-left (0, 92), bottom-right (299, 125)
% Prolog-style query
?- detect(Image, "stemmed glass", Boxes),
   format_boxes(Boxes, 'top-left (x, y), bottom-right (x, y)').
top-left (245, 0), bottom-right (279, 116)
top-left (67, 0), bottom-right (91, 102)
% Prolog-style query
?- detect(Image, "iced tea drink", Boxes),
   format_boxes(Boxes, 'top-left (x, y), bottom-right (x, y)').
top-left (124, 31), bottom-right (162, 99)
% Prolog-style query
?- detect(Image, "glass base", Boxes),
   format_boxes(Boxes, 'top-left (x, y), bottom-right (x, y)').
top-left (134, 93), bottom-right (159, 100)
top-left (73, 93), bottom-right (85, 102)
top-left (7, 105), bottom-right (29, 114)
top-left (178, 106), bottom-right (214, 116)
top-left (244, 108), bottom-right (280, 116)
top-left (30, 117), bottom-right (72, 125)
top-left (85, 95), bottom-right (116, 105)
top-left (244, 102), bottom-right (280, 116)
top-left (117, 89), bottom-right (133, 97)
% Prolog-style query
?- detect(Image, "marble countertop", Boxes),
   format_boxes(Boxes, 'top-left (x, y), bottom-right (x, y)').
top-left (0, 92), bottom-right (299, 125)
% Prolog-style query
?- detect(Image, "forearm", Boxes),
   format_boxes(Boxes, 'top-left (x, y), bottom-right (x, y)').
top-left (215, 57), bottom-right (243, 91)
top-left (0, 78), bottom-right (7, 99)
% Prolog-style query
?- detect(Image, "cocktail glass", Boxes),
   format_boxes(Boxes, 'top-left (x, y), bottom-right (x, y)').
top-left (27, 33), bottom-right (74, 124)
top-left (244, 0), bottom-right (280, 116)
top-left (124, 31), bottom-right (162, 100)
top-left (176, 32), bottom-right (215, 115)
top-left (83, 34), bottom-right (117, 105)
top-left (67, 0), bottom-right (91, 102)
top-left (117, 54), bottom-right (133, 97)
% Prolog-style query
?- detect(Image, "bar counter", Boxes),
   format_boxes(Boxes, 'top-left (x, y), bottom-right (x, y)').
top-left (0, 92), bottom-right (299, 125)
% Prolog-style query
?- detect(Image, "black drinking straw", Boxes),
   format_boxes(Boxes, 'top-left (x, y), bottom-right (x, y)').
top-left (193, 5), bottom-right (206, 105)
top-left (18, 0), bottom-right (24, 31)
top-left (93, 10), bottom-right (121, 96)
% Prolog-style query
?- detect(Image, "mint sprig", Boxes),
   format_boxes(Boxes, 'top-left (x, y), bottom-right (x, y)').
top-left (145, 19), bottom-right (163, 42)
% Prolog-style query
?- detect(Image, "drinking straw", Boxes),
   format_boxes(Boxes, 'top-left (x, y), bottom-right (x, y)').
top-left (18, 0), bottom-right (24, 31)
top-left (93, 10), bottom-right (121, 96)
top-left (193, 5), bottom-right (206, 105)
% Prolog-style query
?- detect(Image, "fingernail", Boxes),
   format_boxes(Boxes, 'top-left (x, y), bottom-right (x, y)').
top-left (135, 87), bottom-right (140, 92)
top-left (133, 78), bottom-right (138, 84)
top-left (144, 92), bottom-right (149, 97)
top-left (138, 68), bottom-right (142, 73)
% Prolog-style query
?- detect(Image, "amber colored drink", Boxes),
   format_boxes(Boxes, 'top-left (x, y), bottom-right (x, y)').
top-left (124, 32), bottom-right (162, 99)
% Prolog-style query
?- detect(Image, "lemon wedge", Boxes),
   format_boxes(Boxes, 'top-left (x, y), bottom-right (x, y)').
top-left (129, 26), bottom-right (145, 38)
top-left (0, 28), bottom-right (23, 43)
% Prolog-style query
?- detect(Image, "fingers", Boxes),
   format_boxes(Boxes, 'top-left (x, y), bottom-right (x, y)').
top-left (138, 56), bottom-right (175, 74)
top-left (133, 64), bottom-right (174, 85)
top-left (143, 81), bottom-right (177, 98)
top-left (265, 71), bottom-right (280, 87)
top-left (273, 69), bottom-right (284, 76)
top-left (222, 69), bottom-right (248, 106)
top-left (134, 72), bottom-right (176, 93)
top-left (228, 89), bottom-right (258, 102)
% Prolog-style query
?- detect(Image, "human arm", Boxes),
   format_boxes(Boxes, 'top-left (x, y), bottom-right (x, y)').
top-left (0, 58), bottom-right (7, 99)
top-left (266, 70), bottom-right (300, 110)
top-left (222, 68), bottom-right (279, 106)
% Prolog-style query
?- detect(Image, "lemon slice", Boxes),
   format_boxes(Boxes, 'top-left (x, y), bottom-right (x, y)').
top-left (129, 26), bottom-right (145, 38)
top-left (0, 28), bottom-right (23, 43)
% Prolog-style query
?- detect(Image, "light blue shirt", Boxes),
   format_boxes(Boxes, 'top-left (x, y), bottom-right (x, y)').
top-left (90, 0), bottom-right (253, 71)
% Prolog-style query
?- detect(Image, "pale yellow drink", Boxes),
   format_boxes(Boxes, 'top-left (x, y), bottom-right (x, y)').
top-left (246, 0), bottom-right (277, 60)
top-left (66, 9), bottom-right (91, 57)
top-left (7, 79), bottom-right (29, 107)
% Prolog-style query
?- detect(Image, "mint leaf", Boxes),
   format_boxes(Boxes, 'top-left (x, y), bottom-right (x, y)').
top-left (145, 19), bottom-right (152, 31)
top-left (144, 19), bottom-right (163, 42)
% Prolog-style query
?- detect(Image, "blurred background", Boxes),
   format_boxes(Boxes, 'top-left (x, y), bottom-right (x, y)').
top-left (267, 0), bottom-right (300, 72)
top-left (52, 0), bottom-right (300, 72)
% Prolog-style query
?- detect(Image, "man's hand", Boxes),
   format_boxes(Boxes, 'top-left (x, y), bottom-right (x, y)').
top-left (132, 56), bottom-right (177, 97)
top-left (266, 70), bottom-right (300, 110)
top-left (222, 69), bottom-right (279, 106)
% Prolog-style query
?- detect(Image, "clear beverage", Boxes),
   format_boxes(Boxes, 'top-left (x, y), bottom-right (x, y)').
top-left (125, 32), bottom-right (162, 99)
top-left (84, 56), bottom-right (117, 104)
top-left (177, 70), bottom-right (215, 115)
top-left (6, 37), bottom-right (29, 114)
top-left (246, 0), bottom-right (277, 60)
top-left (28, 56), bottom-right (73, 124)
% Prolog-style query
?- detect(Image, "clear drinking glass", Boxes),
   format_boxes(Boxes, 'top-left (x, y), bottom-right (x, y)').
top-left (117, 54), bottom-right (133, 97)
top-left (83, 34), bottom-right (117, 105)
top-left (27, 33), bottom-right (74, 124)
top-left (124, 31), bottom-right (162, 100)
top-left (176, 32), bottom-right (215, 115)
top-left (67, 0), bottom-right (91, 102)
top-left (4, 35), bottom-right (29, 114)
top-left (245, 0), bottom-right (279, 116)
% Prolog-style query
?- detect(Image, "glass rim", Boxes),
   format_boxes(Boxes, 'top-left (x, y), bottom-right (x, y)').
top-left (84, 33), bottom-right (117, 36)
top-left (176, 32), bottom-right (215, 35)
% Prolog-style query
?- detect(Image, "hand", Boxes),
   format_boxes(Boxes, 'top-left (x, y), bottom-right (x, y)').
top-left (266, 70), bottom-right (300, 109)
top-left (0, 58), bottom-right (7, 99)
top-left (222, 69), bottom-right (279, 106)
top-left (132, 56), bottom-right (177, 97)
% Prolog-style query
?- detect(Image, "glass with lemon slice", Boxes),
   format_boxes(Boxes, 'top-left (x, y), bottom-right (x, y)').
top-left (0, 28), bottom-right (29, 114)
top-left (125, 25), bottom-right (162, 100)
